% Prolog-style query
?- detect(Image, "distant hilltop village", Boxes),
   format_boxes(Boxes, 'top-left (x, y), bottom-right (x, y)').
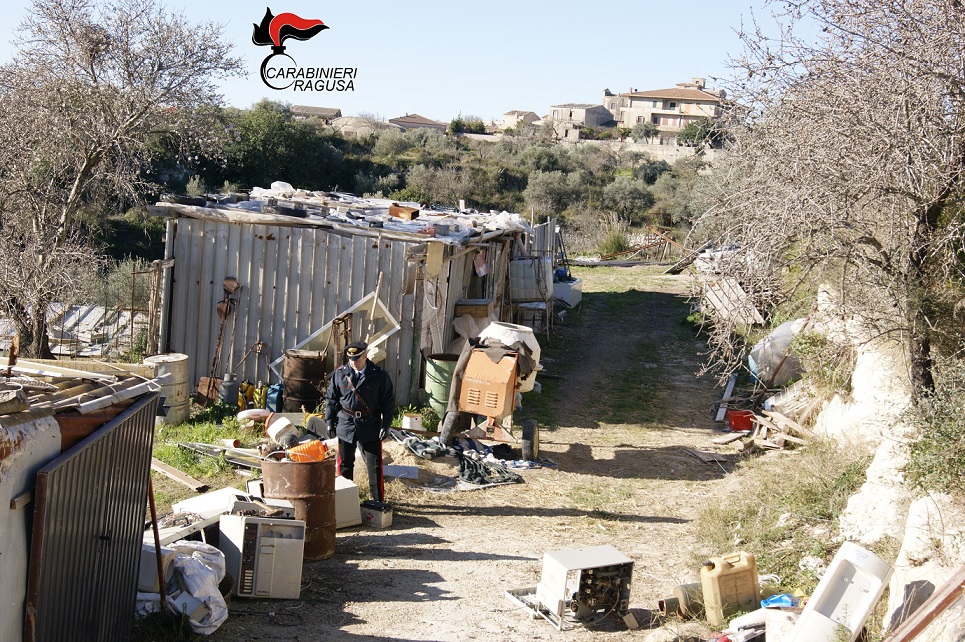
top-left (288, 78), bottom-right (724, 148)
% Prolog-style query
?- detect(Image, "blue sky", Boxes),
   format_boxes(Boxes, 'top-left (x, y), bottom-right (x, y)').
top-left (0, 0), bottom-right (775, 122)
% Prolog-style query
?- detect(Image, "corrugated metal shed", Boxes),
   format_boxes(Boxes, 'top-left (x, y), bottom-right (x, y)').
top-left (169, 219), bottom-right (417, 399)
top-left (156, 195), bottom-right (555, 406)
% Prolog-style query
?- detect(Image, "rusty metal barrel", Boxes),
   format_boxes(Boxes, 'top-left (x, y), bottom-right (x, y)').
top-left (282, 349), bottom-right (327, 413)
top-left (261, 457), bottom-right (337, 560)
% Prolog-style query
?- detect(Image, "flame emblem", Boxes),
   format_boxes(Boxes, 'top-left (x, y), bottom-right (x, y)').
top-left (252, 8), bottom-right (328, 52)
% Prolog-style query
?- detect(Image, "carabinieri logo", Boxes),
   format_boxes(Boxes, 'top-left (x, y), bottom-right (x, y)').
top-left (252, 8), bottom-right (357, 92)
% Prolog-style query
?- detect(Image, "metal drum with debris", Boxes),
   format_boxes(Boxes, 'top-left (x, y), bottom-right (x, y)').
top-left (261, 457), bottom-right (337, 560)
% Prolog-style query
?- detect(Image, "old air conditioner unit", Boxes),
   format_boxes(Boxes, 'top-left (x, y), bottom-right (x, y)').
top-left (219, 515), bottom-right (305, 599)
top-left (531, 545), bottom-right (634, 629)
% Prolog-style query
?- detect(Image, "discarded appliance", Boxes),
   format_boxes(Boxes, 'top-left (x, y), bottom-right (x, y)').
top-left (552, 276), bottom-right (582, 307)
top-left (219, 514), bottom-right (305, 599)
top-left (506, 545), bottom-right (634, 630)
top-left (785, 541), bottom-right (893, 642)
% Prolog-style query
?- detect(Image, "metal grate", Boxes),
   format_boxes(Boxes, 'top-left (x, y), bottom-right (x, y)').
top-left (24, 393), bottom-right (159, 642)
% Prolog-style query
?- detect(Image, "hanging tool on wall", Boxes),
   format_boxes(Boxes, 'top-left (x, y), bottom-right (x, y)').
top-left (203, 277), bottom-right (242, 404)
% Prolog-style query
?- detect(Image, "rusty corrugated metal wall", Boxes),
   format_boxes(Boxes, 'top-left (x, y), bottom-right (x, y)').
top-left (24, 393), bottom-right (159, 642)
top-left (168, 220), bottom-right (418, 401)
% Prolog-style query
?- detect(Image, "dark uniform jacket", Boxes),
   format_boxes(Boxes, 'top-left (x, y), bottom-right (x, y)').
top-left (324, 361), bottom-right (395, 442)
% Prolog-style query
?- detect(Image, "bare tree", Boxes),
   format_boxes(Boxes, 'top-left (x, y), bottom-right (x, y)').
top-left (694, 0), bottom-right (965, 400)
top-left (0, 0), bottom-right (242, 357)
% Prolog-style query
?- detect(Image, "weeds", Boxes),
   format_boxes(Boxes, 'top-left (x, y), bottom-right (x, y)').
top-left (694, 440), bottom-right (871, 596)
top-left (904, 359), bottom-right (965, 495)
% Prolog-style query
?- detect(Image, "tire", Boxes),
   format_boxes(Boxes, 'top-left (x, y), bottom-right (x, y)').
top-left (521, 419), bottom-right (539, 461)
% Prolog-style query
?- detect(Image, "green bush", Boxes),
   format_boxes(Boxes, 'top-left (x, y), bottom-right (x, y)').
top-left (598, 229), bottom-right (630, 256)
top-left (790, 331), bottom-right (856, 396)
top-left (904, 359), bottom-right (965, 494)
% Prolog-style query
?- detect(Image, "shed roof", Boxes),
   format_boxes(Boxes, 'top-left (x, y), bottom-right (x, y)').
top-left (290, 105), bottom-right (342, 119)
top-left (150, 184), bottom-right (532, 246)
top-left (388, 113), bottom-right (448, 129)
top-left (625, 87), bottom-right (722, 102)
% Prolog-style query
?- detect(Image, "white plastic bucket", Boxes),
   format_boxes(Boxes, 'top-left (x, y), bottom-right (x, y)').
top-left (401, 413), bottom-right (423, 430)
top-left (144, 353), bottom-right (190, 424)
top-left (477, 321), bottom-right (541, 392)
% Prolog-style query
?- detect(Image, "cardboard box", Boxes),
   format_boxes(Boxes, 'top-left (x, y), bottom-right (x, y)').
top-left (455, 298), bottom-right (495, 320)
top-left (458, 349), bottom-right (517, 418)
top-left (388, 203), bottom-right (420, 220)
top-left (360, 501), bottom-right (393, 528)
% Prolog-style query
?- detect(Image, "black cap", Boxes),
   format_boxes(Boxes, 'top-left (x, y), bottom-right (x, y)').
top-left (345, 341), bottom-right (368, 359)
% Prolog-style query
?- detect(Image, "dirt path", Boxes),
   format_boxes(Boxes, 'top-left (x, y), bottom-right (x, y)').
top-left (211, 267), bottom-right (735, 642)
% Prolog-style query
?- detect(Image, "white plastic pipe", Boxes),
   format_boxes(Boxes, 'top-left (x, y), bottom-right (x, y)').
top-left (76, 373), bottom-right (172, 415)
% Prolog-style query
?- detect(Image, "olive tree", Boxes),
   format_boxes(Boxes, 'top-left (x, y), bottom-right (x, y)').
top-left (695, 0), bottom-right (965, 399)
top-left (0, 0), bottom-right (241, 357)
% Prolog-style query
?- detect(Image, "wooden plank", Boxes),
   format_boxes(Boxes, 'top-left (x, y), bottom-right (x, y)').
top-left (798, 397), bottom-right (823, 424)
top-left (10, 490), bottom-right (32, 510)
top-left (763, 410), bottom-right (815, 438)
top-left (684, 448), bottom-right (728, 463)
top-left (712, 432), bottom-right (747, 444)
top-left (151, 458), bottom-right (209, 492)
top-left (883, 564), bottom-right (965, 642)
top-left (715, 374), bottom-right (739, 422)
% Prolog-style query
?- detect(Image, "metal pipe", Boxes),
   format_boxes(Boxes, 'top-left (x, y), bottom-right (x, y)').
top-left (157, 218), bottom-right (176, 354)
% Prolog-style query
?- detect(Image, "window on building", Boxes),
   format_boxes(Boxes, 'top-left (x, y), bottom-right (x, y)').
top-left (637, 116), bottom-right (644, 124)
top-left (610, 102), bottom-right (617, 110)
top-left (652, 100), bottom-right (658, 107)
top-left (669, 102), bottom-right (677, 110)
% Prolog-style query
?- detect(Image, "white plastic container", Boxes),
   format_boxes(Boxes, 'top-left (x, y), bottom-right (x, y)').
top-left (509, 257), bottom-right (552, 302)
top-left (553, 278), bottom-right (583, 307)
top-left (785, 542), bottom-right (893, 642)
top-left (478, 321), bottom-right (541, 392)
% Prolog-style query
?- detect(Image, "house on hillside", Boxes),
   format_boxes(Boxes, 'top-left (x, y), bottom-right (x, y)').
top-left (604, 78), bottom-right (725, 144)
top-left (329, 116), bottom-right (401, 138)
top-left (548, 104), bottom-right (614, 140)
top-left (501, 110), bottom-right (540, 130)
top-left (388, 113), bottom-right (448, 132)
top-left (290, 105), bottom-right (343, 122)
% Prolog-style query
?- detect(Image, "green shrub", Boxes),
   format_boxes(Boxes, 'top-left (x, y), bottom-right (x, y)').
top-left (904, 359), bottom-right (965, 494)
top-left (598, 230), bottom-right (629, 256)
top-left (791, 331), bottom-right (855, 396)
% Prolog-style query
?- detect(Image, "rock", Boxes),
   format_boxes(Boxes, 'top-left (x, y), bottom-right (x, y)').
top-left (838, 437), bottom-right (914, 544)
top-left (885, 493), bottom-right (965, 638)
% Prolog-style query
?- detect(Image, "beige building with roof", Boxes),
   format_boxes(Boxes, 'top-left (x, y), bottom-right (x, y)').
top-left (549, 103), bottom-right (614, 140)
top-left (604, 78), bottom-right (724, 144)
top-left (388, 113), bottom-right (448, 132)
top-left (501, 110), bottom-right (540, 130)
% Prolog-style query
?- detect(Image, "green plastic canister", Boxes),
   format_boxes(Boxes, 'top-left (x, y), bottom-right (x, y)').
top-left (425, 354), bottom-right (459, 419)
top-left (700, 551), bottom-right (760, 627)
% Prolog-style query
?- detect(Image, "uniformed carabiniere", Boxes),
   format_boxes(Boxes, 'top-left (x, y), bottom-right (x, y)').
top-left (324, 340), bottom-right (395, 504)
